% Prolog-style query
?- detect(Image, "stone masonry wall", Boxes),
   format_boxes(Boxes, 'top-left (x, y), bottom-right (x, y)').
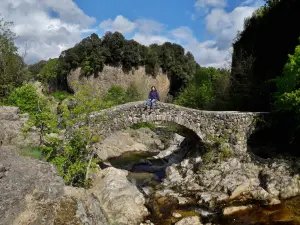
top-left (88, 101), bottom-right (270, 155)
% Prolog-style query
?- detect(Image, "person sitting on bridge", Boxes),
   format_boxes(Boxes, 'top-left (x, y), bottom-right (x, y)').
top-left (144, 86), bottom-right (160, 113)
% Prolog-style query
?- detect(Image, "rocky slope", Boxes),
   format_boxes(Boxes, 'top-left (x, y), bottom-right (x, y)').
top-left (0, 106), bottom-right (39, 147)
top-left (0, 145), bottom-right (149, 225)
top-left (0, 106), bottom-right (149, 225)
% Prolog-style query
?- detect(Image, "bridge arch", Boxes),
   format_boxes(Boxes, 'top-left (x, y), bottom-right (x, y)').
top-left (88, 101), bottom-right (269, 154)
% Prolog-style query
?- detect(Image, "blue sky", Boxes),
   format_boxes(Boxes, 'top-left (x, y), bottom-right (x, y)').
top-left (0, 0), bottom-right (264, 67)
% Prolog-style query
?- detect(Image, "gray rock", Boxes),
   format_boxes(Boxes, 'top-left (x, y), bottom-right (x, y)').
top-left (175, 216), bottom-right (202, 225)
top-left (0, 106), bottom-right (40, 147)
top-left (0, 146), bottom-right (65, 225)
top-left (90, 167), bottom-right (149, 225)
top-left (94, 128), bottom-right (162, 160)
top-left (223, 205), bottom-right (253, 216)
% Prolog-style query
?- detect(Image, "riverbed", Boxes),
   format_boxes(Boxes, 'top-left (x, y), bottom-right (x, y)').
top-left (98, 123), bottom-right (300, 225)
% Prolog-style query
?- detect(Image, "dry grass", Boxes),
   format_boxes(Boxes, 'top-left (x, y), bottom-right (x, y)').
top-left (67, 66), bottom-right (170, 102)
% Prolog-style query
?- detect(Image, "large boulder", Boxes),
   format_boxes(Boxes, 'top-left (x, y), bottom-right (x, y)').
top-left (0, 106), bottom-right (39, 147)
top-left (95, 127), bottom-right (163, 161)
top-left (90, 167), bottom-right (149, 225)
top-left (0, 146), bottom-right (124, 225)
top-left (0, 146), bottom-right (65, 225)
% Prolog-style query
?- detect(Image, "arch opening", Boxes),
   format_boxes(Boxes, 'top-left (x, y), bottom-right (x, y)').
top-left (97, 121), bottom-right (205, 183)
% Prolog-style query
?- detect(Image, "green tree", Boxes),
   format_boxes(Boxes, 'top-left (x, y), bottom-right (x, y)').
top-left (175, 67), bottom-right (230, 110)
top-left (125, 83), bottom-right (142, 102)
top-left (122, 40), bottom-right (140, 70)
top-left (104, 85), bottom-right (127, 105)
top-left (28, 60), bottom-right (47, 77)
top-left (8, 84), bottom-right (57, 144)
top-left (39, 58), bottom-right (58, 84)
top-left (275, 45), bottom-right (300, 112)
top-left (102, 32), bottom-right (125, 66)
top-left (0, 18), bottom-right (27, 100)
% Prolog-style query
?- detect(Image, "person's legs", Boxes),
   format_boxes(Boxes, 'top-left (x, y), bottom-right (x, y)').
top-left (145, 99), bottom-right (151, 110)
top-left (151, 99), bottom-right (157, 111)
top-left (57, 116), bottom-right (61, 128)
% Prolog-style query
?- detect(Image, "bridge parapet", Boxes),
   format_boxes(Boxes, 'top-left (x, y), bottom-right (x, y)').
top-left (88, 101), bottom-right (270, 154)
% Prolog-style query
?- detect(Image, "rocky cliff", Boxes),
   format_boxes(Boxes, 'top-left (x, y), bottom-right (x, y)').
top-left (67, 66), bottom-right (170, 102)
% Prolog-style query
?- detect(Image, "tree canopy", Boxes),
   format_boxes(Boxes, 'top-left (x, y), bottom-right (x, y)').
top-left (229, 0), bottom-right (300, 111)
top-left (0, 18), bottom-right (28, 100)
top-left (56, 32), bottom-right (198, 96)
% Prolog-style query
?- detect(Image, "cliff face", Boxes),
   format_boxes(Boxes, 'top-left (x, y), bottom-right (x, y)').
top-left (67, 65), bottom-right (170, 102)
top-left (230, 0), bottom-right (300, 111)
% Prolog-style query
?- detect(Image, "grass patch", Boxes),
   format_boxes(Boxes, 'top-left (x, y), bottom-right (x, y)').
top-left (130, 122), bottom-right (156, 130)
top-left (202, 148), bottom-right (216, 164)
top-left (51, 91), bottom-right (71, 102)
top-left (21, 146), bottom-right (45, 160)
top-left (219, 145), bottom-right (233, 161)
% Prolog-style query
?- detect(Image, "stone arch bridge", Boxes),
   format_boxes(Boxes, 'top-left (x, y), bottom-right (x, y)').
top-left (88, 101), bottom-right (270, 153)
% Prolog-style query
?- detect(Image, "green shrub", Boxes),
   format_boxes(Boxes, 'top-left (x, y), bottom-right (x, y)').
top-left (202, 149), bottom-right (216, 164)
top-left (9, 84), bottom-right (57, 144)
top-left (8, 84), bottom-right (40, 114)
top-left (219, 145), bottom-right (233, 161)
top-left (51, 91), bottom-right (71, 102)
top-left (125, 83), bottom-right (142, 101)
top-left (104, 85), bottom-right (127, 105)
top-left (21, 146), bottom-right (44, 160)
top-left (130, 122), bottom-right (156, 130)
top-left (42, 130), bottom-right (99, 187)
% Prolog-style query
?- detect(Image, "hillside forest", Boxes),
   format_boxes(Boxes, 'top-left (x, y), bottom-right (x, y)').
top-left (2, 0), bottom-right (300, 185)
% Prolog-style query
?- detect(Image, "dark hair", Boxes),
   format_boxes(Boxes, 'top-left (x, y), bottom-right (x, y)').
top-left (151, 86), bottom-right (156, 90)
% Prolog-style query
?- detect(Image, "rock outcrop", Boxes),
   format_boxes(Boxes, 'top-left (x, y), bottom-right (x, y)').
top-left (90, 167), bottom-right (149, 225)
top-left (96, 127), bottom-right (164, 160)
top-left (0, 107), bottom-right (39, 147)
top-left (0, 106), bottom-right (40, 147)
top-left (0, 145), bottom-right (65, 225)
top-left (68, 66), bottom-right (170, 102)
top-left (161, 153), bottom-right (300, 209)
top-left (0, 145), bottom-right (149, 225)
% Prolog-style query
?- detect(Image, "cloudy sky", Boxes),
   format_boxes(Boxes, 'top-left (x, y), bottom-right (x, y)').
top-left (0, 0), bottom-right (264, 67)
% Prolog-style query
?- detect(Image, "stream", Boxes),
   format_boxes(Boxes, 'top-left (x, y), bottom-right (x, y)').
top-left (100, 124), bottom-right (300, 225)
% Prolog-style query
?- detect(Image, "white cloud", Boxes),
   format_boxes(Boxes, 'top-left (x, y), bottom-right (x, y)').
top-left (99, 15), bottom-right (171, 47)
top-left (0, 0), bottom-right (96, 63)
top-left (195, 0), bottom-right (226, 10)
top-left (169, 26), bottom-right (229, 67)
top-left (99, 15), bottom-right (136, 34)
top-left (132, 33), bottom-right (173, 46)
top-left (171, 27), bottom-right (194, 41)
top-left (0, 0), bottom-right (262, 68)
top-left (98, 7), bottom-right (256, 68)
top-left (99, 16), bottom-right (165, 35)
top-left (205, 6), bottom-right (258, 49)
top-left (135, 19), bottom-right (166, 34)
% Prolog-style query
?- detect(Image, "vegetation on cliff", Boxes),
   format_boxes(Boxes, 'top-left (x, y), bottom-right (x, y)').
top-left (53, 32), bottom-right (197, 96)
top-left (229, 0), bottom-right (300, 111)
top-left (227, 0), bottom-right (300, 151)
